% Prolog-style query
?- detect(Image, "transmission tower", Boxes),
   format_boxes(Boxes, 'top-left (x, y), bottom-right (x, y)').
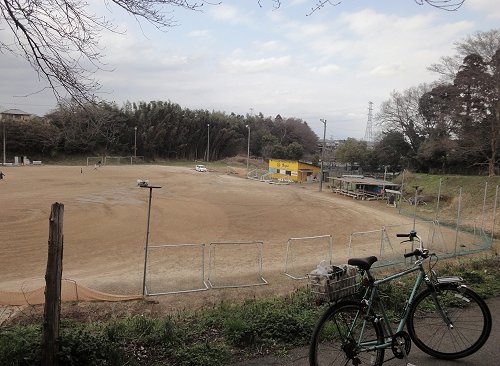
top-left (364, 101), bottom-right (373, 142)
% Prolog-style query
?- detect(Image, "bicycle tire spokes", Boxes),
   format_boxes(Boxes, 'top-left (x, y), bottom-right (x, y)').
top-left (407, 285), bottom-right (492, 359)
top-left (311, 303), bottom-right (384, 366)
top-left (309, 231), bottom-right (491, 366)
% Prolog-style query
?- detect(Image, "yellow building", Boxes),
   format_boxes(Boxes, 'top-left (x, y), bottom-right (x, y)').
top-left (268, 159), bottom-right (320, 183)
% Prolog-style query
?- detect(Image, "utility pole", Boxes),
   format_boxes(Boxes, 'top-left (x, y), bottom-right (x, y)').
top-left (319, 119), bottom-right (327, 192)
top-left (134, 126), bottom-right (137, 158)
top-left (207, 124), bottom-right (210, 162)
top-left (246, 124), bottom-right (251, 172)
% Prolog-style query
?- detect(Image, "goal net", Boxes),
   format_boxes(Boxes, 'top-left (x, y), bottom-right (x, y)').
top-left (285, 235), bottom-right (333, 280)
top-left (130, 156), bottom-right (145, 164)
top-left (86, 156), bottom-right (104, 166)
top-left (145, 243), bottom-right (208, 295)
top-left (207, 241), bottom-right (267, 288)
top-left (104, 156), bottom-right (125, 165)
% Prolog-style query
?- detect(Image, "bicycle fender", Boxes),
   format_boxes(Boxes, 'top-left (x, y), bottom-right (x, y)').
top-left (436, 276), bottom-right (463, 284)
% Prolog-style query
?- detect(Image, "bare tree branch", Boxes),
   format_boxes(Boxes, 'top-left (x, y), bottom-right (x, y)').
top-left (306, 0), bottom-right (465, 16)
top-left (0, 0), bottom-right (212, 105)
top-left (414, 0), bottom-right (465, 11)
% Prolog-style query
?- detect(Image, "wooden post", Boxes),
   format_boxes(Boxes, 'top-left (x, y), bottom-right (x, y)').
top-left (43, 203), bottom-right (64, 366)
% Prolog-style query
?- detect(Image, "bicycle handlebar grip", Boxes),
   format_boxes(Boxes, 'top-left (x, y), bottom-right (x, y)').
top-left (396, 233), bottom-right (410, 237)
top-left (404, 250), bottom-right (418, 258)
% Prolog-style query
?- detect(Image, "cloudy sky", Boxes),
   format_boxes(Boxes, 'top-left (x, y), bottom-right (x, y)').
top-left (1, 0), bottom-right (499, 139)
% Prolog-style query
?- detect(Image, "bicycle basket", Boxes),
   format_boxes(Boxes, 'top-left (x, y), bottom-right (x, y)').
top-left (308, 264), bottom-right (359, 302)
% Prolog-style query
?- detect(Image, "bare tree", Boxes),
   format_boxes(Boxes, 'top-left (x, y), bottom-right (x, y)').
top-left (375, 84), bottom-right (431, 155)
top-left (0, 0), bottom-right (207, 103)
top-left (428, 28), bottom-right (500, 82)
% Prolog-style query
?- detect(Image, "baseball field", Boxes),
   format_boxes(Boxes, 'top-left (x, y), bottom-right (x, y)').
top-left (0, 164), bottom-right (417, 307)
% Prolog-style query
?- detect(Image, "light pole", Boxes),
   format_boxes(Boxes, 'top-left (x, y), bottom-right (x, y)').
top-left (319, 119), bottom-right (327, 192)
top-left (134, 126), bottom-right (137, 158)
top-left (2, 122), bottom-right (5, 166)
top-left (246, 124), bottom-right (251, 172)
top-left (383, 165), bottom-right (388, 191)
top-left (207, 124), bottom-right (210, 162)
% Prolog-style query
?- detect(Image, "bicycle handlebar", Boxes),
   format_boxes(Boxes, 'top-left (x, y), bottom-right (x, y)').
top-left (396, 231), bottom-right (417, 238)
top-left (397, 231), bottom-right (430, 259)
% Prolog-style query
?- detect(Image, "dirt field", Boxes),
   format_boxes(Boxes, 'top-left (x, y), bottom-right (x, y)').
top-left (0, 164), bottom-right (415, 308)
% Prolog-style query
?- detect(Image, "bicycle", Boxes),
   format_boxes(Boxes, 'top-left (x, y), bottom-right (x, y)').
top-left (309, 230), bottom-right (492, 366)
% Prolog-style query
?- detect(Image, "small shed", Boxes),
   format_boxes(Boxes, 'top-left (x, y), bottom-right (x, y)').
top-left (268, 159), bottom-right (320, 183)
top-left (328, 175), bottom-right (400, 200)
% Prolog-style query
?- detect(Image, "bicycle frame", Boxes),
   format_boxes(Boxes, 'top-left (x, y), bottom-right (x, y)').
top-left (310, 231), bottom-right (487, 366)
top-left (354, 260), bottom-right (431, 352)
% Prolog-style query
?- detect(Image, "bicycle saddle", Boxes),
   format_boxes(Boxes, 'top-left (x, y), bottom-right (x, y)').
top-left (347, 256), bottom-right (378, 270)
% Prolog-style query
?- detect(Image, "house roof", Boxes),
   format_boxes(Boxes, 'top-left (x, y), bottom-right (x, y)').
top-left (1, 109), bottom-right (31, 115)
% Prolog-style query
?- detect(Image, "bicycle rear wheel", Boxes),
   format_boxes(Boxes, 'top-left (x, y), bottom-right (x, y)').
top-left (407, 283), bottom-right (491, 359)
top-left (309, 301), bottom-right (385, 366)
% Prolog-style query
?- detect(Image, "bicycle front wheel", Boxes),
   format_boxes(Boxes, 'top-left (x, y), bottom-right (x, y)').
top-left (309, 301), bottom-right (385, 366)
top-left (407, 283), bottom-right (491, 360)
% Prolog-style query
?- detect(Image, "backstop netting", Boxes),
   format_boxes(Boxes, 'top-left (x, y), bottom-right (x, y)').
top-left (207, 241), bottom-right (267, 288)
top-left (145, 243), bottom-right (208, 295)
top-left (284, 235), bottom-right (333, 280)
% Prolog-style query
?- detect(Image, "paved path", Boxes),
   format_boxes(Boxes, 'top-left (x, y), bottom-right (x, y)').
top-left (231, 297), bottom-right (499, 366)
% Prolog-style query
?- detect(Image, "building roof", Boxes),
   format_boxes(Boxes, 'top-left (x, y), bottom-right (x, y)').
top-left (330, 176), bottom-right (400, 187)
top-left (1, 109), bottom-right (31, 115)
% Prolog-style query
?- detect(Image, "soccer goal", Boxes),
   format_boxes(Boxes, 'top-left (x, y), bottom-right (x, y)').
top-left (144, 243), bottom-right (209, 296)
top-left (207, 241), bottom-right (268, 288)
top-left (284, 235), bottom-right (333, 280)
top-left (104, 156), bottom-right (125, 165)
top-left (86, 156), bottom-right (104, 166)
top-left (130, 156), bottom-right (145, 164)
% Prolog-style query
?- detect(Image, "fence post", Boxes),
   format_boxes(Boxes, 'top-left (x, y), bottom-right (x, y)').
top-left (454, 188), bottom-right (462, 255)
top-left (492, 185), bottom-right (499, 242)
top-left (43, 203), bottom-right (64, 366)
top-left (399, 169), bottom-right (405, 214)
top-left (481, 181), bottom-right (488, 231)
top-left (435, 178), bottom-right (442, 222)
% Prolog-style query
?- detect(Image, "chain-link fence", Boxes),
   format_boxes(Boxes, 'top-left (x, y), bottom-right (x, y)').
top-left (395, 174), bottom-right (497, 262)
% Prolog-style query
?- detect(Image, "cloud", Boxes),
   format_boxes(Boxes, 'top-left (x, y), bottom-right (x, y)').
top-left (1, 2), bottom-right (493, 139)
top-left (310, 64), bottom-right (341, 74)
top-left (220, 56), bottom-right (291, 73)
top-left (369, 64), bottom-right (403, 76)
top-left (208, 4), bottom-right (252, 25)
top-left (188, 29), bottom-right (211, 38)
top-left (252, 40), bottom-right (288, 53)
top-left (464, 0), bottom-right (500, 20)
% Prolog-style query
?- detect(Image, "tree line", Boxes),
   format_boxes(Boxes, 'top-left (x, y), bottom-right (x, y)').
top-left (1, 100), bottom-right (319, 163)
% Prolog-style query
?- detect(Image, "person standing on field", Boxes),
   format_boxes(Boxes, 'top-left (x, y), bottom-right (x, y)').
top-left (0, 171), bottom-right (5, 180)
